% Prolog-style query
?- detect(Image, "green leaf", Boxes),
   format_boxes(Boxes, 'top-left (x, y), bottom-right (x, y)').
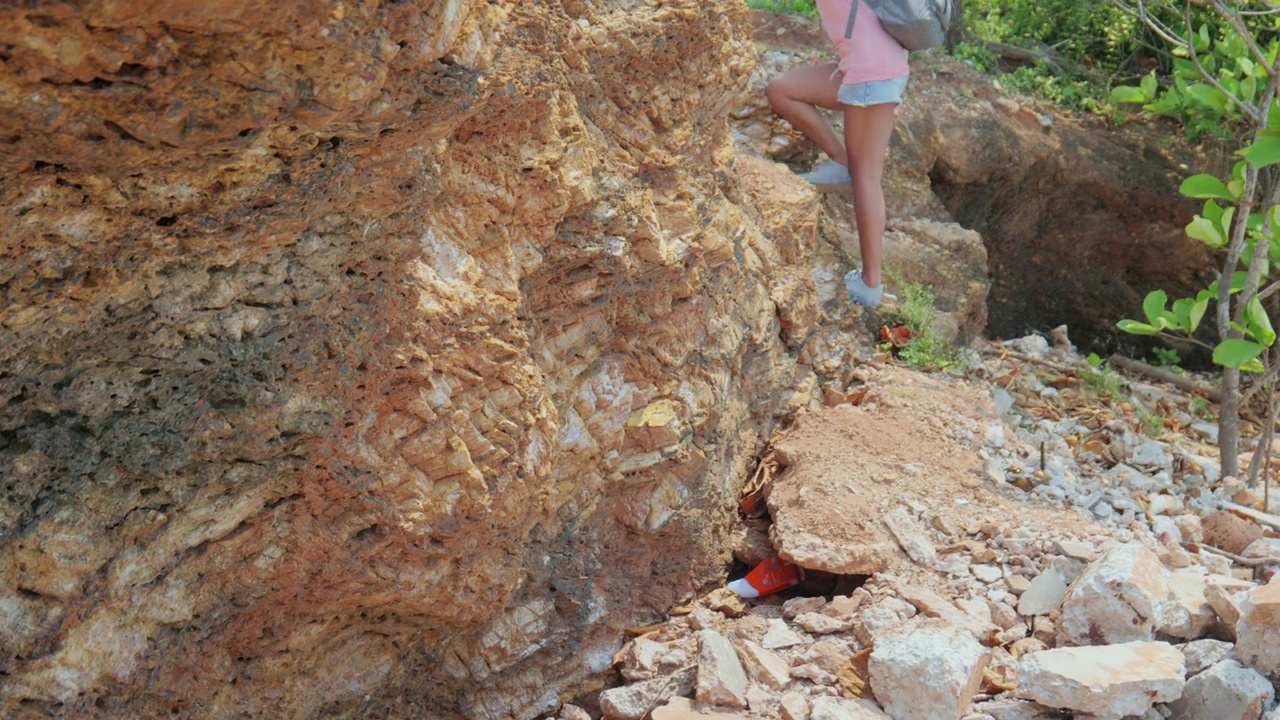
top-left (1214, 338), bottom-right (1266, 368)
top-left (1187, 84), bottom-right (1229, 112)
top-left (1180, 174), bottom-right (1235, 201)
top-left (1187, 215), bottom-right (1226, 247)
top-left (1231, 271), bottom-right (1251, 292)
top-left (1190, 297), bottom-right (1209, 331)
top-left (1086, 352), bottom-right (1104, 368)
top-left (1241, 129), bottom-right (1280, 168)
top-left (1141, 71), bottom-right (1158, 102)
top-left (1111, 86), bottom-right (1148, 105)
top-left (1242, 357), bottom-right (1266, 373)
top-left (1117, 319), bottom-right (1160, 336)
top-left (1172, 298), bottom-right (1193, 331)
top-left (1244, 296), bottom-right (1277, 346)
top-left (1203, 199), bottom-right (1225, 224)
top-left (1194, 24), bottom-right (1212, 54)
top-left (1143, 290), bottom-right (1169, 326)
top-left (1220, 207), bottom-right (1237, 241)
top-left (1242, 75), bottom-right (1258, 105)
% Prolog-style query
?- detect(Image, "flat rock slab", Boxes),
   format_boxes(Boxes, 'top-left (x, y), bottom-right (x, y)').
top-left (765, 368), bottom-right (1102, 577)
top-left (1016, 641), bottom-right (1186, 718)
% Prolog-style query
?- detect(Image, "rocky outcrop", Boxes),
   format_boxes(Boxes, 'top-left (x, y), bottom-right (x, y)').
top-left (0, 1), bottom-right (903, 718)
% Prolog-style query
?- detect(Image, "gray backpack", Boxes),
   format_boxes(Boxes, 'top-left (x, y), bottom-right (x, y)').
top-left (844, 0), bottom-right (963, 52)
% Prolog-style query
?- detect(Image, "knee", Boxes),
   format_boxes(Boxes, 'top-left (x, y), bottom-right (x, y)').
top-left (765, 77), bottom-right (789, 109)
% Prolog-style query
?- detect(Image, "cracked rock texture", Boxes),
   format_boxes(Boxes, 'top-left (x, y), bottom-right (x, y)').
top-left (0, 1), bottom-right (866, 717)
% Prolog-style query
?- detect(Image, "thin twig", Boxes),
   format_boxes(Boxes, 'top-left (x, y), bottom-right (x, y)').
top-left (1185, 541), bottom-right (1280, 567)
top-left (1108, 354), bottom-right (1224, 402)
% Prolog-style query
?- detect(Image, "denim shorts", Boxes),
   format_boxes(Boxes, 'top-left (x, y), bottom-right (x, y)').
top-left (837, 75), bottom-right (909, 107)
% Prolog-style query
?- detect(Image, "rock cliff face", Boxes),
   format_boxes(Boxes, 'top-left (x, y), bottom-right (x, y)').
top-left (0, 1), bottom-right (860, 717)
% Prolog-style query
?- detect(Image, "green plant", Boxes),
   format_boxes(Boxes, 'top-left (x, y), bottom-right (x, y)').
top-left (1114, 0), bottom-right (1280, 485)
top-left (886, 280), bottom-right (962, 371)
top-left (743, 0), bottom-right (816, 19)
top-left (953, 41), bottom-right (999, 72)
top-left (1082, 353), bottom-right (1129, 404)
top-left (1140, 409), bottom-right (1167, 437)
top-left (1193, 395), bottom-right (1216, 422)
top-left (1150, 346), bottom-right (1182, 367)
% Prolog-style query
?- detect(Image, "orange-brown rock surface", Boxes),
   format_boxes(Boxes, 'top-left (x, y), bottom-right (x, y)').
top-left (6, 2), bottom-right (1222, 718)
top-left (0, 1), bottom-right (905, 718)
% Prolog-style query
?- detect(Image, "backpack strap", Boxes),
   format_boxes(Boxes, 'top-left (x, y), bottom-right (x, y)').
top-left (843, 0), bottom-right (858, 39)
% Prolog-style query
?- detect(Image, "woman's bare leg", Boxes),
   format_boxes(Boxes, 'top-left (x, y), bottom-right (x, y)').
top-left (842, 102), bottom-right (898, 288)
top-left (766, 62), bottom-right (848, 165)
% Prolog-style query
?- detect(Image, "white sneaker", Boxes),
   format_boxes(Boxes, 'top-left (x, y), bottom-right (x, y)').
top-left (798, 159), bottom-right (851, 185)
top-left (845, 270), bottom-right (884, 308)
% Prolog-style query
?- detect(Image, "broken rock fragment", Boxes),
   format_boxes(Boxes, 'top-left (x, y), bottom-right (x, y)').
top-left (601, 668), bottom-right (696, 720)
top-left (1235, 578), bottom-right (1280, 678)
top-left (1015, 641), bottom-right (1185, 718)
top-left (651, 697), bottom-right (752, 720)
top-left (762, 618), bottom-right (806, 650)
top-left (696, 629), bottom-right (749, 709)
top-left (1015, 569), bottom-right (1067, 616)
top-left (1161, 568), bottom-right (1217, 640)
top-left (735, 639), bottom-right (791, 690)
top-left (1180, 638), bottom-right (1234, 676)
top-left (884, 506), bottom-right (938, 567)
top-left (810, 696), bottom-right (891, 719)
top-left (868, 618), bottom-right (988, 720)
top-left (1057, 543), bottom-right (1171, 646)
top-left (896, 584), bottom-right (988, 640)
top-left (1206, 578), bottom-right (1253, 639)
top-left (1168, 659), bottom-right (1274, 720)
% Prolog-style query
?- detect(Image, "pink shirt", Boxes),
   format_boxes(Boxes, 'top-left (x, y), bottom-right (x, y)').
top-left (817, 0), bottom-right (910, 85)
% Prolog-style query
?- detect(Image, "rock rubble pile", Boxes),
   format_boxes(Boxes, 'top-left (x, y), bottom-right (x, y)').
top-left (554, 334), bottom-right (1280, 720)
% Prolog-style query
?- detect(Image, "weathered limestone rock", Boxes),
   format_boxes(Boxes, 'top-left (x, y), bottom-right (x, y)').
top-left (1206, 578), bottom-right (1253, 639)
top-left (1015, 642), bottom-right (1186, 717)
top-left (1016, 569), bottom-right (1068, 616)
top-left (1058, 544), bottom-right (1172, 646)
top-left (1162, 569), bottom-right (1217, 640)
top-left (652, 697), bottom-right (754, 720)
top-left (780, 692), bottom-right (810, 720)
top-left (898, 584), bottom-right (988, 640)
top-left (1168, 659), bottom-right (1274, 720)
top-left (795, 612), bottom-right (855, 635)
top-left (1235, 579), bottom-right (1280, 678)
top-left (602, 669), bottom-right (696, 720)
top-left (881, 219), bottom-right (990, 345)
top-left (810, 696), bottom-right (892, 720)
top-left (972, 697), bottom-right (1066, 720)
top-left (885, 506), bottom-right (939, 568)
top-left (736, 639), bottom-right (791, 690)
top-left (868, 618), bottom-right (989, 720)
top-left (763, 618), bottom-right (807, 650)
top-left (560, 703), bottom-right (593, 720)
top-left (1180, 639), bottom-right (1235, 676)
top-left (697, 630), bottom-right (749, 709)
